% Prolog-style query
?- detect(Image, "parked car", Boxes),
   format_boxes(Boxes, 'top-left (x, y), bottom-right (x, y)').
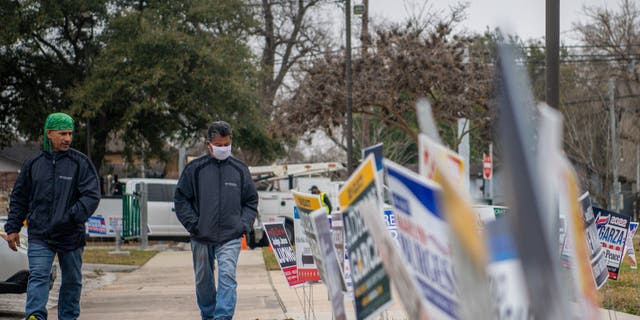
top-left (0, 216), bottom-right (56, 294)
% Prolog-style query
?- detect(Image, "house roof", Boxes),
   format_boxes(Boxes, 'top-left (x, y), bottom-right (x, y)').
top-left (0, 142), bottom-right (41, 166)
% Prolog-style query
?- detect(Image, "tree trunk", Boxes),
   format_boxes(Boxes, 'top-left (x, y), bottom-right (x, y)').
top-left (260, 0), bottom-right (276, 117)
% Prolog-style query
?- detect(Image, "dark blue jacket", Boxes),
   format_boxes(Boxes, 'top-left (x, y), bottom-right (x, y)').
top-left (5, 148), bottom-right (101, 252)
top-left (174, 154), bottom-right (258, 245)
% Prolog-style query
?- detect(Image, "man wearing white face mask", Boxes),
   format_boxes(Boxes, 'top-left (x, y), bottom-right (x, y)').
top-left (174, 121), bottom-right (258, 320)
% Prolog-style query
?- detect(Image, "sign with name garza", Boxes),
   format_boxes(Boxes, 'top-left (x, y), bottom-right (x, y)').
top-left (594, 207), bottom-right (630, 280)
top-left (263, 221), bottom-right (304, 287)
top-left (385, 159), bottom-right (458, 320)
top-left (291, 191), bottom-right (323, 282)
top-left (339, 155), bottom-right (393, 320)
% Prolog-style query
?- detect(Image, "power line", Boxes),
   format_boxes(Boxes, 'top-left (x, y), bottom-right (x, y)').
top-left (564, 93), bottom-right (640, 106)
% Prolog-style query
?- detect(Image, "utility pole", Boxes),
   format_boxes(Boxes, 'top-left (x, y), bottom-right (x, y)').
top-left (545, 0), bottom-right (559, 110)
top-left (359, 0), bottom-right (370, 149)
top-left (609, 78), bottom-right (619, 211)
top-left (545, 0), bottom-right (560, 265)
top-left (489, 143), bottom-right (494, 203)
top-left (345, 0), bottom-right (354, 174)
top-left (360, 0), bottom-right (369, 57)
top-left (457, 118), bottom-right (470, 192)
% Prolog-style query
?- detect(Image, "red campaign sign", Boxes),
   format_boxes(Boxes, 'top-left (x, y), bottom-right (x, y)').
top-left (263, 222), bottom-right (306, 287)
top-left (483, 153), bottom-right (492, 180)
top-left (282, 266), bottom-right (305, 287)
top-left (297, 268), bottom-right (321, 282)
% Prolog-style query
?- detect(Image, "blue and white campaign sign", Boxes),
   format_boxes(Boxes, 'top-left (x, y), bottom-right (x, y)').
top-left (485, 218), bottom-right (530, 320)
top-left (362, 143), bottom-right (384, 172)
top-left (384, 160), bottom-right (458, 320)
top-left (579, 194), bottom-right (608, 288)
top-left (594, 207), bottom-right (630, 280)
top-left (383, 208), bottom-right (397, 241)
top-left (626, 222), bottom-right (638, 269)
top-left (87, 216), bottom-right (107, 235)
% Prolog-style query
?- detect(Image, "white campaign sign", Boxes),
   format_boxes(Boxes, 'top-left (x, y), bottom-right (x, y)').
top-left (385, 159), bottom-right (458, 320)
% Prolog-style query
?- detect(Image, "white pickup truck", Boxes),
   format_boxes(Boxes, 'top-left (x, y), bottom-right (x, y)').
top-left (250, 176), bottom-right (343, 248)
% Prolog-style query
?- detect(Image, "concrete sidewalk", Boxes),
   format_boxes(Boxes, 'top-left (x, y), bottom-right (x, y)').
top-left (46, 248), bottom-right (640, 320)
top-left (50, 249), bottom-right (286, 320)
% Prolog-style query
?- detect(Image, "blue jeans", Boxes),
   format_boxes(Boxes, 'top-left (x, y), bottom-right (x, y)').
top-left (191, 238), bottom-right (241, 320)
top-left (26, 242), bottom-right (83, 320)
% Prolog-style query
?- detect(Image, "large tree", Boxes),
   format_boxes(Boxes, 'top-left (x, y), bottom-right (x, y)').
top-left (2, 0), bottom-right (283, 172)
top-left (250, 0), bottom-right (332, 118)
top-left (277, 12), bottom-right (495, 165)
top-left (566, 0), bottom-right (640, 207)
top-left (0, 0), bottom-right (108, 148)
top-left (73, 0), bottom-right (282, 172)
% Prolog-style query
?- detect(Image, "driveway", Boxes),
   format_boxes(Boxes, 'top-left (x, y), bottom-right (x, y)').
top-left (0, 265), bottom-right (119, 319)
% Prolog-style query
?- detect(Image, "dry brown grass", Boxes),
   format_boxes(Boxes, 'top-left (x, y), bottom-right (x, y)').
top-left (83, 248), bottom-right (159, 266)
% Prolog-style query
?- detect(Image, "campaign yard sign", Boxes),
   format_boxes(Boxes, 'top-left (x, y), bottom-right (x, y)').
top-left (594, 207), bottom-right (631, 280)
top-left (87, 216), bottom-right (107, 235)
top-left (383, 208), bottom-right (398, 242)
top-left (418, 133), bottom-right (465, 187)
top-left (108, 217), bottom-right (122, 234)
top-left (385, 159), bottom-right (458, 320)
top-left (310, 209), bottom-right (347, 320)
top-left (626, 222), bottom-right (638, 269)
top-left (331, 212), bottom-right (353, 294)
top-left (263, 221), bottom-right (304, 287)
top-left (579, 193), bottom-right (609, 289)
top-left (485, 218), bottom-right (531, 320)
top-left (291, 191), bottom-right (323, 282)
top-left (339, 155), bottom-right (393, 320)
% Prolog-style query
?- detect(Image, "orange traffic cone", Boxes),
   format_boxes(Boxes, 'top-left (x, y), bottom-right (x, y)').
top-left (241, 235), bottom-right (248, 251)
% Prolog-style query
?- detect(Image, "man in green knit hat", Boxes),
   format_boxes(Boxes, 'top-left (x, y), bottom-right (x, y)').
top-left (3, 112), bottom-right (101, 320)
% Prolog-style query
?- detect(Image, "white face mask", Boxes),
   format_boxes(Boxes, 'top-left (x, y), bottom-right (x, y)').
top-left (212, 144), bottom-right (232, 160)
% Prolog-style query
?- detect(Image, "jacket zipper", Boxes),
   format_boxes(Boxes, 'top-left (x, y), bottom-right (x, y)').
top-left (217, 162), bottom-right (222, 243)
top-left (48, 155), bottom-right (56, 236)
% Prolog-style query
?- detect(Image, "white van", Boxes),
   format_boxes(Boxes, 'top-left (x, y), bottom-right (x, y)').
top-left (89, 178), bottom-right (187, 238)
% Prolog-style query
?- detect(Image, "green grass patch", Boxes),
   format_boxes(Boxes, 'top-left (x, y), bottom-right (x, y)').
top-left (83, 248), bottom-right (159, 266)
top-left (601, 234), bottom-right (640, 315)
top-left (262, 247), bottom-right (281, 271)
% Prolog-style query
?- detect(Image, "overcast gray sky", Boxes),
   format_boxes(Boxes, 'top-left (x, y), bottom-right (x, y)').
top-left (366, 0), bottom-right (612, 43)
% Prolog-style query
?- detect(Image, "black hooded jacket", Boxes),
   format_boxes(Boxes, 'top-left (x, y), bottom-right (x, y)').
top-left (4, 148), bottom-right (101, 252)
top-left (174, 154), bottom-right (258, 245)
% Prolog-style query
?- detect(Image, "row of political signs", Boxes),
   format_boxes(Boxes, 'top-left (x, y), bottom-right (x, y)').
top-left (263, 141), bottom-right (640, 320)
top-left (264, 155), bottom-right (639, 319)
top-left (262, 46), bottom-right (639, 319)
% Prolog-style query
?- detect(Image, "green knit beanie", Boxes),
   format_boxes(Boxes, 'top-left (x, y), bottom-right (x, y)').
top-left (43, 113), bottom-right (74, 152)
